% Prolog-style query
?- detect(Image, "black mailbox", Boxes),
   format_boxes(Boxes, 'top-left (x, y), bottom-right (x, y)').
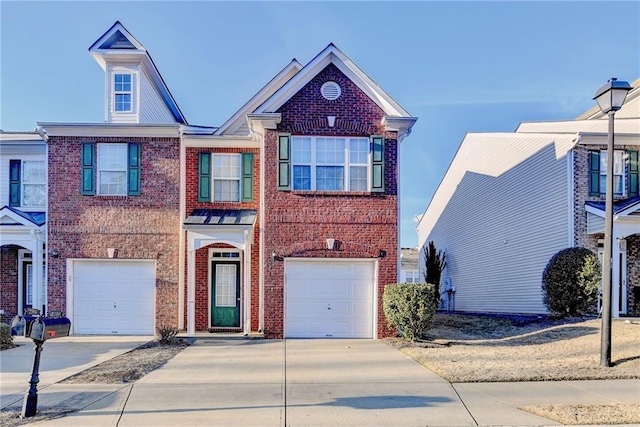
top-left (10, 315), bottom-right (37, 337)
top-left (28, 316), bottom-right (71, 341)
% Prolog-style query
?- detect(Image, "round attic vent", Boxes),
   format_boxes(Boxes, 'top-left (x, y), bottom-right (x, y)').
top-left (321, 81), bottom-right (341, 100)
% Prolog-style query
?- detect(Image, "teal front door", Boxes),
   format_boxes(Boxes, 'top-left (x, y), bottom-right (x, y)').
top-left (211, 261), bottom-right (241, 327)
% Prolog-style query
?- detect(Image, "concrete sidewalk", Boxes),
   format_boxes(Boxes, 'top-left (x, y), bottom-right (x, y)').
top-left (1, 338), bottom-right (638, 426)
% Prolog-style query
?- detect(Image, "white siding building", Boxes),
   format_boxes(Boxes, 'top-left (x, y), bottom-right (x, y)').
top-left (417, 79), bottom-right (640, 317)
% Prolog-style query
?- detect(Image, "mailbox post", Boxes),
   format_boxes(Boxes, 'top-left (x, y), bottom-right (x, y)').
top-left (10, 311), bottom-right (71, 418)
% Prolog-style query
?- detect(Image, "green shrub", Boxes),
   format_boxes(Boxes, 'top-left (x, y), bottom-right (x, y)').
top-left (383, 283), bottom-right (437, 341)
top-left (156, 325), bottom-right (178, 345)
top-left (0, 323), bottom-right (13, 346)
top-left (541, 247), bottom-right (601, 317)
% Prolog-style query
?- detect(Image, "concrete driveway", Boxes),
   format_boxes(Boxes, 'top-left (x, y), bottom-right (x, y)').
top-left (2, 337), bottom-right (638, 426)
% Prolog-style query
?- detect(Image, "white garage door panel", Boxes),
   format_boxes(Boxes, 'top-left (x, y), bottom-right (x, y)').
top-left (285, 260), bottom-right (375, 338)
top-left (72, 261), bottom-right (155, 335)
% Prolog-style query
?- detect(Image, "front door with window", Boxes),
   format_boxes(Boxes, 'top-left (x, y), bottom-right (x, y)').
top-left (211, 261), bottom-right (241, 327)
top-left (22, 262), bottom-right (33, 312)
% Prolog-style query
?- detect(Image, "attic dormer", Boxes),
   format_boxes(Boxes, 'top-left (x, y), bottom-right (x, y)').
top-left (89, 21), bottom-right (187, 125)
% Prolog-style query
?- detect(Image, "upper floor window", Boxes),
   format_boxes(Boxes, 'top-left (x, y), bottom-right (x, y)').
top-left (98, 143), bottom-right (128, 195)
top-left (600, 151), bottom-right (624, 196)
top-left (278, 134), bottom-right (385, 193)
top-left (291, 136), bottom-right (370, 191)
top-left (213, 154), bottom-right (241, 202)
top-left (114, 73), bottom-right (132, 112)
top-left (81, 142), bottom-right (141, 196)
top-left (198, 152), bottom-right (254, 203)
top-left (588, 149), bottom-right (639, 198)
top-left (9, 160), bottom-right (46, 208)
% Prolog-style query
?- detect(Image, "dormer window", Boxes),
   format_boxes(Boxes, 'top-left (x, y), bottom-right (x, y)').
top-left (114, 73), bottom-right (132, 112)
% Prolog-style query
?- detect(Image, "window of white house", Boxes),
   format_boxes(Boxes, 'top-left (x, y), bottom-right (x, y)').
top-left (114, 73), bottom-right (132, 112)
top-left (213, 154), bottom-right (241, 202)
top-left (97, 143), bottom-right (127, 195)
top-left (22, 161), bottom-right (46, 207)
top-left (404, 270), bottom-right (420, 283)
top-left (600, 150), bottom-right (624, 196)
top-left (291, 136), bottom-right (369, 191)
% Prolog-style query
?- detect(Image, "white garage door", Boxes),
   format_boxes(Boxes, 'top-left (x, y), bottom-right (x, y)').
top-left (285, 260), bottom-right (375, 338)
top-left (71, 260), bottom-right (155, 334)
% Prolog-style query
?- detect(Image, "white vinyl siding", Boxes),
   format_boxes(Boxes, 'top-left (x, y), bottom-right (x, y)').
top-left (139, 65), bottom-right (175, 123)
top-left (419, 133), bottom-right (576, 315)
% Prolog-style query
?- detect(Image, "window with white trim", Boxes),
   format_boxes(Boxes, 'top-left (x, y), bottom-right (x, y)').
top-left (404, 270), bottom-right (420, 283)
top-left (600, 150), bottom-right (624, 196)
top-left (213, 154), bottom-right (241, 202)
top-left (22, 161), bottom-right (46, 207)
top-left (114, 73), bottom-right (132, 112)
top-left (291, 136), bottom-right (369, 191)
top-left (97, 143), bottom-right (127, 195)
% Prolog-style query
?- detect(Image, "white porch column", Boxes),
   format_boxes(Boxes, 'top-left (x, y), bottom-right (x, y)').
top-left (243, 230), bottom-right (251, 336)
top-left (187, 246), bottom-right (196, 335)
top-left (30, 230), bottom-right (44, 314)
top-left (611, 234), bottom-right (621, 318)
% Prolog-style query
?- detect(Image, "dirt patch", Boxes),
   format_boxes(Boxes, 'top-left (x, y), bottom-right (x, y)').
top-left (60, 338), bottom-right (191, 384)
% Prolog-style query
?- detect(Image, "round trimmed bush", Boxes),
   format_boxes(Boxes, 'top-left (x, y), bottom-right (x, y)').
top-left (541, 247), bottom-right (600, 317)
top-left (383, 283), bottom-right (437, 341)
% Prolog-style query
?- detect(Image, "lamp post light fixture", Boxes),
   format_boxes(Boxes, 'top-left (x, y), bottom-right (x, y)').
top-left (592, 77), bottom-right (632, 368)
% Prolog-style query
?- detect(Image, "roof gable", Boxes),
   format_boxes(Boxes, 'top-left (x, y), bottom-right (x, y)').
top-left (215, 59), bottom-right (303, 136)
top-left (254, 43), bottom-right (412, 118)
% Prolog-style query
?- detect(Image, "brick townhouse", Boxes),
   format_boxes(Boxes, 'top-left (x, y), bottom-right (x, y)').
top-left (9, 21), bottom-right (417, 338)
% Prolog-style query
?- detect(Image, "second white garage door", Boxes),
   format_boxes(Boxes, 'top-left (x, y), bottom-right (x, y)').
top-left (285, 259), bottom-right (376, 338)
top-left (70, 260), bottom-right (156, 335)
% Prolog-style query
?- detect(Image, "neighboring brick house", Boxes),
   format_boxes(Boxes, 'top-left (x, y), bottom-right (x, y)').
top-left (31, 21), bottom-right (417, 338)
top-left (417, 81), bottom-right (640, 317)
top-left (0, 132), bottom-right (47, 323)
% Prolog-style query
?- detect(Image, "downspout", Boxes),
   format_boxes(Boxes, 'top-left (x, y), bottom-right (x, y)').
top-left (178, 126), bottom-right (186, 330)
top-left (37, 125), bottom-right (49, 315)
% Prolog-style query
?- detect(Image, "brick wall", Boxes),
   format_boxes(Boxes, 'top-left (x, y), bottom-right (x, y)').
top-left (0, 246), bottom-right (19, 323)
top-left (263, 64), bottom-right (399, 338)
top-left (184, 147), bottom-right (261, 332)
top-left (47, 135), bottom-right (181, 329)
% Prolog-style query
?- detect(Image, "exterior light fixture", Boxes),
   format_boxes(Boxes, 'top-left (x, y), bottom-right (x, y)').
top-left (593, 77), bottom-right (632, 368)
top-left (107, 248), bottom-right (116, 258)
top-left (326, 238), bottom-right (335, 250)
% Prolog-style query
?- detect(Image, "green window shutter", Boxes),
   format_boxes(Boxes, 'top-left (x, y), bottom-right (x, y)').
top-left (588, 150), bottom-right (600, 196)
top-left (198, 152), bottom-right (211, 202)
top-left (81, 143), bottom-right (95, 196)
top-left (241, 152), bottom-right (254, 202)
top-left (371, 135), bottom-right (385, 193)
top-left (277, 134), bottom-right (291, 191)
top-left (628, 150), bottom-right (639, 197)
top-left (9, 160), bottom-right (21, 206)
top-left (127, 142), bottom-right (141, 196)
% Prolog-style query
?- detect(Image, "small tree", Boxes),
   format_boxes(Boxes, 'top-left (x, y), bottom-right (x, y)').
top-left (383, 283), bottom-right (437, 341)
top-left (423, 241), bottom-right (447, 307)
top-left (541, 247), bottom-right (601, 317)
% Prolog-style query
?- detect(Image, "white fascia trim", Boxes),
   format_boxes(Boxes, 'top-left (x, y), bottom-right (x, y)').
top-left (37, 123), bottom-right (181, 138)
top-left (0, 132), bottom-right (42, 142)
top-left (382, 116), bottom-right (418, 141)
top-left (576, 133), bottom-right (640, 145)
top-left (216, 60), bottom-right (303, 136)
top-left (183, 135), bottom-right (259, 148)
top-left (585, 204), bottom-right (605, 218)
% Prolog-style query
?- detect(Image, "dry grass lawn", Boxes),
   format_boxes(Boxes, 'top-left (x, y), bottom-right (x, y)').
top-left (393, 314), bottom-right (639, 382)
top-left (387, 313), bottom-right (640, 425)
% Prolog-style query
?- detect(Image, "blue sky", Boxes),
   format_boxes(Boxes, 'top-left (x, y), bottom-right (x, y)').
top-left (2, 1), bottom-right (639, 247)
